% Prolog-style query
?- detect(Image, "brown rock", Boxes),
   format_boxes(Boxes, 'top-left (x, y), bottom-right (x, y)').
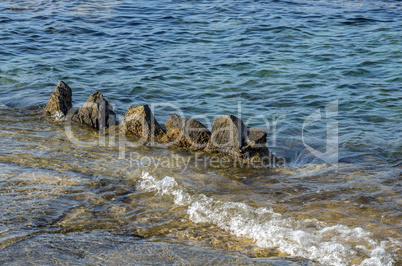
top-left (165, 113), bottom-right (184, 132)
top-left (44, 81), bottom-right (72, 116)
top-left (246, 127), bottom-right (267, 148)
top-left (206, 115), bottom-right (278, 167)
top-left (206, 115), bottom-right (248, 157)
top-left (72, 91), bottom-right (116, 131)
top-left (119, 104), bottom-right (165, 141)
top-left (165, 114), bottom-right (211, 150)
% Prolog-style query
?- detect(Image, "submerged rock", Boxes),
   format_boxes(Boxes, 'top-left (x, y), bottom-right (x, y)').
top-left (44, 81), bottom-right (72, 117)
top-left (72, 91), bottom-right (116, 131)
top-left (164, 114), bottom-right (211, 150)
top-left (119, 104), bottom-right (165, 141)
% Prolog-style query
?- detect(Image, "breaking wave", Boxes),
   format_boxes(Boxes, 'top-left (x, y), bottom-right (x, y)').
top-left (138, 171), bottom-right (400, 265)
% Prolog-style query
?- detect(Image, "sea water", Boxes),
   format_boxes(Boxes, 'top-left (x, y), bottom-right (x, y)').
top-left (0, 0), bottom-right (401, 264)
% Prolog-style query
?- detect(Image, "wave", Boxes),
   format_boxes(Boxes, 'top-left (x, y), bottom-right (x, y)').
top-left (138, 171), bottom-right (399, 265)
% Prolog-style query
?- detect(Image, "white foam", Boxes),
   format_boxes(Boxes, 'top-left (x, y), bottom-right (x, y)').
top-left (52, 110), bottom-right (66, 121)
top-left (138, 172), bottom-right (399, 265)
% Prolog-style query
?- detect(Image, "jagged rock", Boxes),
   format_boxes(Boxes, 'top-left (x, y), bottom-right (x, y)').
top-left (119, 104), bottom-right (165, 141)
top-left (72, 91), bottom-right (116, 131)
top-left (165, 113), bottom-right (184, 132)
top-left (206, 115), bottom-right (248, 157)
top-left (165, 114), bottom-right (211, 150)
top-left (206, 115), bottom-right (278, 167)
top-left (242, 127), bottom-right (276, 166)
top-left (246, 127), bottom-right (267, 148)
top-left (44, 81), bottom-right (72, 117)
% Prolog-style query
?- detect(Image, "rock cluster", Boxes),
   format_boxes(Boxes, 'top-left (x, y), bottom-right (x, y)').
top-left (44, 81), bottom-right (277, 167)
top-left (206, 115), bottom-right (274, 164)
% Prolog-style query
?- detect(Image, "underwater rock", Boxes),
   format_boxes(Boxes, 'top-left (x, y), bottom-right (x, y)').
top-left (164, 114), bottom-right (211, 150)
top-left (44, 81), bottom-right (72, 117)
top-left (72, 91), bottom-right (116, 131)
top-left (119, 104), bottom-right (165, 141)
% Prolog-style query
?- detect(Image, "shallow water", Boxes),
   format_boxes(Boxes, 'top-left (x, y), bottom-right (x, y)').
top-left (0, 0), bottom-right (401, 265)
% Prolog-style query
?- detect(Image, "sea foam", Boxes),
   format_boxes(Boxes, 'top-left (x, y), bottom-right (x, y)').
top-left (138, 172), bottom-right (399, 265)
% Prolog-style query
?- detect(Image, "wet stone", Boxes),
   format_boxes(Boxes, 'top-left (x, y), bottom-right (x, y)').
top-left (72, 91), bottom-right (116, 131)
top-left (119, 104), bottom-right (165, 141)
top-left (246, 127), bottom-right (267, 148)
top-left (164, 114), bottom-right (211, 150)
top-left (44, 81), bottom-right (72, 117)
top-left (206, 115), bottom-right (278, 167)
top-left (206, 115), bottom-right (248, 157)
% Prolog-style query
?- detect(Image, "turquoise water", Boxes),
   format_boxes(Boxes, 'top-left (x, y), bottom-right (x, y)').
top-left (0, 0), bottom-right (401, 264)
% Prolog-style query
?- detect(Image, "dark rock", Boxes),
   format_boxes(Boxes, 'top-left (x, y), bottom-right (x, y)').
top-left (119, 104), bottom-right (165, 141)
top-left (206, 115), bottom-right (278, 167)
top-left (72, 91), bottom-right (116, 131)
top-left (206, 115), bottom-right (248, 157)
top-left (164, 114), bottom-right (211, 150)
top-left (44, 81), bottom-right (72, 117)
top-left (241, 127), bottom-right (278, 167)
top-left (246, 128), bottom-right (267, 148)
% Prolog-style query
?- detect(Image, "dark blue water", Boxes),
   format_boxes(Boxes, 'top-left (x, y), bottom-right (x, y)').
top-left (0, 0), bottom-right (401, 264)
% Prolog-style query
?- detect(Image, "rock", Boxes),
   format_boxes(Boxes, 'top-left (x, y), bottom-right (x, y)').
top-left (164, 114), bottom-right (185, 146)
top-left (44, 81), bottom-right (72, 117)
top-left (206, 115), bottom-right (278, 167)
top-left (206, 115), bottom-right (248, 157)
top-left (165, 114), bottom-right (211, 150)
top-left (119, 104), bottom-right (165, 141)
top-left (246, 127), bottom-right (267, 148)
top-left (72, 91), bottom-right (116, 131)
top-left (241, 127), bottom-right (279, 167)
top-left (165, 114), bottom-right (184, 132)
top-left (242, 130), bottom-right (275, 167)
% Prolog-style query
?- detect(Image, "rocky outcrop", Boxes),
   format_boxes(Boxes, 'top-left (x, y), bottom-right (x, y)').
top-left (119, 104), bottom-right (165, 141)
top-left (206, 115), bottom-right (277, 166)
top-left (206, 115), bottom-right (248, 157)
top-left (44, 81), bottom-right (72, 117)
top-left (43, 81), bottom-right (281, 167)
top-left (72, 91), bottom-right (116, 131)
top-left (165, 114), bottom-right (211, 150)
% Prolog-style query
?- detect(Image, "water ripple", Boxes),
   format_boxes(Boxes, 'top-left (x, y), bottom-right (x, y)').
top-left (0, 0), bottom-right (400, 167)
